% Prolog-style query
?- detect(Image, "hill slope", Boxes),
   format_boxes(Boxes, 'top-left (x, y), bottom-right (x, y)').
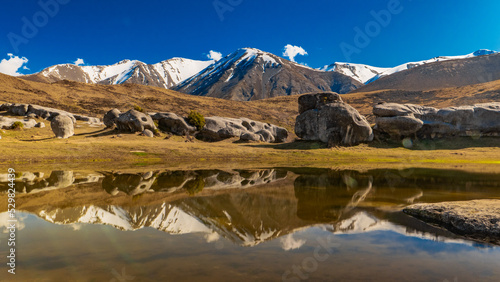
top-left (1, 72), bottom-right (500, 129)
top-left (324, 49), bottom-right (497, 84)
top-left (353, 53), bottom-right (500, 93)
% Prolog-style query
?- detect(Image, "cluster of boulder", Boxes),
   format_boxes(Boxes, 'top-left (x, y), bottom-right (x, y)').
top-left (197, 116), bottom-right (288, 143)
top-left (294, 92), bottom-right (500, 147)
top-left (295, 92), bottom-right (373, 146)
top-left (374, 102), bottom-right (500, 139)
top-left (104, 108), bottom-right (289, 143)
top-left (0, 102), bottom-right (102, 139)
top-left (0, 103), bottom-right (100, 124)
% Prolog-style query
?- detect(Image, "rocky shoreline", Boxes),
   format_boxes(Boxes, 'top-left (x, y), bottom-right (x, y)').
top-left (403, 200), bottom-right (500, 245)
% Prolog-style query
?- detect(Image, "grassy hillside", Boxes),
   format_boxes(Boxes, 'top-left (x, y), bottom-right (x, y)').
top-left (2, 72), bottom-right (500, 129)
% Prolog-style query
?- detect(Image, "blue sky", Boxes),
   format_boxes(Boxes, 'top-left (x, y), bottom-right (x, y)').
top-left (1, 0), bottom-right (500, 75)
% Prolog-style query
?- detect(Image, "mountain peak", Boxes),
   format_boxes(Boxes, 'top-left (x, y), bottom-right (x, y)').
top-left (472, 49), bottom-right (497, 56)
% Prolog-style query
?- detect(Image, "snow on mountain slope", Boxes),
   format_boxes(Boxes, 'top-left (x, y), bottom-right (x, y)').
top-left (31, 58), bottom-right (213, 89)
top-left (38, 204), bottom-right (211, 234)
top-left (324, 49), bottom-right (498, 84)
top-left (174, 47), bottom-right (362, 100)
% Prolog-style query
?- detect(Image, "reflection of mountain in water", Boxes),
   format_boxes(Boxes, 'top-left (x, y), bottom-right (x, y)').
top-left (11, 168), bottom-right (500, 247)
top-left (0, 171), bottom-right (101, 193)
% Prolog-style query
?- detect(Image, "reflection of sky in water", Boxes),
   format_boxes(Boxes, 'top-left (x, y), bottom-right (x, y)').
top-left (2, 167), bottom-right (500, 281)
top-left (3, 213), bottom-right (498, 282)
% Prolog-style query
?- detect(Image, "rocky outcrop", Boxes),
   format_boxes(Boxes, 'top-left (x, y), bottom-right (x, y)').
top-left (152, 112), bottom-right (196, 136)
top-left (115, 109), bottom-right (156, 133)
top-left (196, 116), bottom-right (288, 143)
top-left (0, 103), bottom-right (100, 124)
top-left (295, 92), bottom-right (373, 146)
top-left (404, 200), bottom-right (500, 245)
top-left (374, 102), bottom-right (500, 138)
top-left (50, 115), bottom-right (75, 138)
top-left (103, 109), bottom-right (121, 128)
top-left (0, 117), bottom-right (37, 129)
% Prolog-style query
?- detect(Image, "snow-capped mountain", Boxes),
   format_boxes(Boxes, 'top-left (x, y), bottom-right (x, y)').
top-left (23, 58), bottom-right (213, 89)
top-left (174, 48), bottom-right (362, 101)
top-left (323, 49), bottom-right (498, 84)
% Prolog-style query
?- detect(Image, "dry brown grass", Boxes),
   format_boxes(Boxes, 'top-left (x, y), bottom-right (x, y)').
top-left (1, 73), bottom-right (500, 171)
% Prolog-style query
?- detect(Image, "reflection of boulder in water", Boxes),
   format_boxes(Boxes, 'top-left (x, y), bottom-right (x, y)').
top-left (47, 171), bottom-right (75, 189)
top-left (102, 172), bottom-right (157, 196)
top-left (294, 170), bottom-right (374, 222)
top-left (151, 169), bottom-right (288, 194)
top-left (102, 169), bottom-right (287, 196)
top-left (0, 171), bottom-right (102, 193)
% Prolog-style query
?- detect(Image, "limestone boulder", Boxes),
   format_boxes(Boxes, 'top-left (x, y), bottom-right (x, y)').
top-left (103, 109), bottom-right (121, 128)
top-left (295, 93), bottom-right (373, 146)
top-left (50, 115), bottom-right (75, 138)
top-left (196, 116), bottom-right (288, 143)
top-left (143, 129), bottom-right (154, 138)
top-left (154, 113), bottom-right (196, 136)
top-left (375, 115), bottom-right (424, 136)
top-left (115, 110), bottom-right (156, 133)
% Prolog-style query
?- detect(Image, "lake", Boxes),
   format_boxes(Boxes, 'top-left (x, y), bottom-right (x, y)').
top-left (1, 167), bottom-right (499, 281)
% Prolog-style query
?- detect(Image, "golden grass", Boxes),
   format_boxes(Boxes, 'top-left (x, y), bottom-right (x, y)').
top-left (1, 73), bottom-right (500, 172)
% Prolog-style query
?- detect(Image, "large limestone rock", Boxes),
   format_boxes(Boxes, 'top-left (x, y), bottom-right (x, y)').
top-left (115, 109), bottom-right (156, 133)
top-left (0, 103), bottom-right (100, 124)
top-left (50, 115), bottom-right (75, 138)
top-left (295, 93), bottom-right (373, 146)
top-left (196, 116), bottom-right (288, 143)
top-left (103, 109), bottom-right (121, 128)
top-left (374, 102), bottom-right (500, 138)
top-left (0, 117), bottom-right (37, 129)
top-left (153, 112), bottom-right (196, 136)
top-left (404, 200), bottom-right (500, 245)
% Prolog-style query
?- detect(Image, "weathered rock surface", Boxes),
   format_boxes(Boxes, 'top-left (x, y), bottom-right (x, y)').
top-left (0, 103), bottom-right (100, 124)
top-left (404, 200), bottom-right (500, 245)
top-left (0, 117), bottom-right (37, 129)
top-left (50, 115), bottom-right (75, 138)
top-left (103, 109), bottom-right (121, 128)
top-left (374, 102), bottom-right (500, 138)
top-left (115, 110), bottom-right (156, 133)
top-left (295, 93), bottom-right (373, 146)
top-left (142, 129), bottom-right (154, 138)
top-left (152, 112), bottom-right (196, 136)
top-left (196, 116), bottom-right (288, 143)
top-left (298, 92), bottom-right (343, 114)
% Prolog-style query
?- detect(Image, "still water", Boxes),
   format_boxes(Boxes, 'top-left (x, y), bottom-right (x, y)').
top-left (1, 168), bottom-right (499, 281)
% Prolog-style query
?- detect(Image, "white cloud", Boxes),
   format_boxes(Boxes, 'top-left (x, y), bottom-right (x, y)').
top-left (280, 234), bottom-right (306, 251)
top-left (282, 44), bottom-right (308, 62)
top-left (204, 232), bottom-right (220, 243)
top-left (74, 58), bottom-right (85, 66)
top-left (207, 50), bottom-right (223, 61)
top-left (0, 53), bottom-right (28, 76)
top-left (0, 212), bottom-right (27, 233)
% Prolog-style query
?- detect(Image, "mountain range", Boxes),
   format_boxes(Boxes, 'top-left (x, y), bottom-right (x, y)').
top-left (20, 48), bottom-right (499, 101)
